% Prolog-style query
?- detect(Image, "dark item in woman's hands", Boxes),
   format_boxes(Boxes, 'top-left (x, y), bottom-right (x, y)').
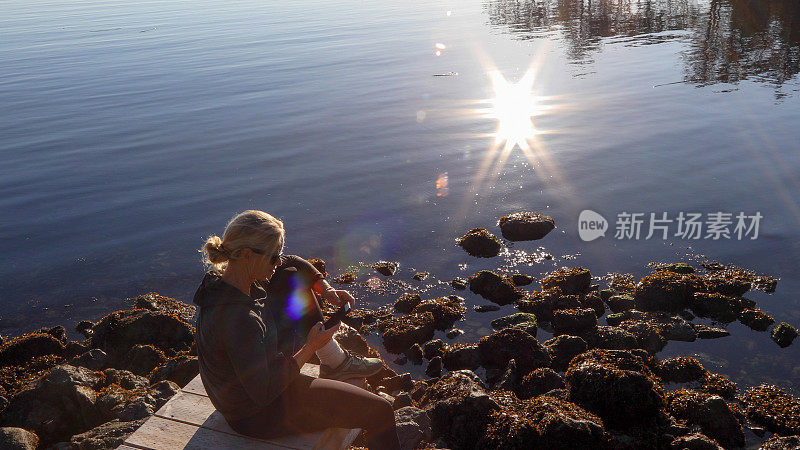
top-left (323, 303), bottom-right (351, 330)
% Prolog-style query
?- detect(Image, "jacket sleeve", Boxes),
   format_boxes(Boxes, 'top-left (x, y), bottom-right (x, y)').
top-left (222, 309), bottom-right (300, 406)
top-left (280, 255), bottom-right (324, 284)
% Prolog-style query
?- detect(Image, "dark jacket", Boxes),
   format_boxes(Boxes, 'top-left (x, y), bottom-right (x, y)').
top-left (192, 255), bottom-right (322, 422)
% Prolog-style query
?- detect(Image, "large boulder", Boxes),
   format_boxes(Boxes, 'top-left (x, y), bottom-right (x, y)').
top-left (497, 211), bottom-right (555, 241)
top-left (656, 357), bottom-right (707, 383)
top-left (565, 349), bottom-right (665, 429)
top-left (541, 268), bottom-right (592, 295)
top-left (0, 333), bottom-right (65, 367)
top-left (477, 328), bottom-right (551, 375)
top-left (70, 418), bottom-right (147, 450)
top-left (666, 389), bottom-right (744, 448)
top-left (418, 371), bottom-right (500, 449)
top-left (456, 228), bottom-right (502, 257)
top-left (381, 313), bottom-right (436, 354)
top-left (480, 395), bottom-right (604, 449)
top-left (468, 271), bottom-right (523, 305)
top-left (90, 309), bottom-right (194, 363)
top-left (742, 384), bottom-right (800, 435)
top-left (0, 427), bottom-right (39, 450)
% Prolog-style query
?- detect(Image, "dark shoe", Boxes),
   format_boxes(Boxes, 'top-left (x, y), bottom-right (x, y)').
top-left (319, 351), bottom-right (384, 380)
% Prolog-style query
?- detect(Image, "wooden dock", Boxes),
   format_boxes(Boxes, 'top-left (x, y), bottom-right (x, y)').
top-left (119, 364), bottom-right (361, 450)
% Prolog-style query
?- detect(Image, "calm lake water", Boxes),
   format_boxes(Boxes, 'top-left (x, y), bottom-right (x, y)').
top-left (2, 0), bottom-right (799, 394)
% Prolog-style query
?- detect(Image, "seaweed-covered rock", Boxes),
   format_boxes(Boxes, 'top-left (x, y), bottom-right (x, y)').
top-left (607, 295), bottom-right (636, 313)
top-left (468, 271), bottom-right (523, 305)
top-left (423, 339), bottom-right (445, 361)
top-left (0, 427), bottom-right (39, 450)
top-left (690, 292), bottom-right (744, 322)
top-left (553, 309), bottom-right (597, 335)
top-left (120, 344), bottom-right (167, 377)
top-left (656, 357), bottom-right (706, 383)
top-left (147, 355), bottom-right (198, 387)
top-left (662, 263), bottom-right (695, 274)
top-left (541, 268), bottom-right (592, 295)
top-left (498, 211), bottom-right (555, 241)
top-left (333, 272), bottom-right (356, 284)
top-left (442, 344), bottom-right (480, 371)
top-left (418, 371), bottom-right (500, 449)
top-left (405, 344), bottom-right (423, 365)
top-left (412, 297), bottom-right (466, 331)
top-left (477, 328), bottom-right (551, 375)
top-left (457, 228), bottom-right (502, 258)
top-left (565, 349), bottom-right (665, 429)
top-left (511, 274), bottom-right (534, 287)
top-left (701, 372), bottom-right (737, 399)
top-left (666, 390), bottom-right (744, 448)
top-left (669, 433), bottom-right (723, 450)
top-left (307, 258), bottom-right (327, 277)
top-left (738, 308), bottom-right (774, 331)
top-left (579, 294), bottom-right (606, 318)
top-left (481, 395), bottom-right (604, 449)
top-left (0, 333), bottom-right (65, 367)
top-left (90, 309), bottom-right (194, 363)
top-left (103, 368), bottom-right (149, 391)
top-left (394, 293), bottom-right (422, 314)
top-left (134, 293), bottom-right (196, 324)
top-left (633, 271), bottom-right (704, 312)
top-left (474, 304), bottom-right (500, 313)
top-left (607, 310), bottom-right (697, 342)
top-left (374, 261), bottom-right (399, 276)
top-left (772, 322), bottom-right (798, 348)
top-left (617, 320), bottom-right (666, 354)
top-left (544, 335), bottom-right (588, 371)
top-left (70, 418), bottom-right (147, 450)
top-left (381, 313), bottom-right (436, 354)
top-left (743, 384), bottom-right (800, 435)
top-left (761, 435), bottom-right (800, 450)
top-left (703, 271), bottom-right (752, 297)
top-left (517, 368), bottom-right (565, 400)
top-left (491, 313), bottom-right (538, 331)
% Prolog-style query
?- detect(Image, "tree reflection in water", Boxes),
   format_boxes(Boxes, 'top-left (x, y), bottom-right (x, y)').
top-left (484, 0), bottom-right (800, 95)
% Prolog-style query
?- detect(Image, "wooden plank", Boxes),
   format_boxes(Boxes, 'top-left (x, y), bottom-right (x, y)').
top-left (180, 375), bottom-right (207, 397)
top-left (116, 445), bottom-right (145, 450)
top-left (123, 415), bottom-right (293, 449)
top-left (155, 390), bottom-right (358, 449)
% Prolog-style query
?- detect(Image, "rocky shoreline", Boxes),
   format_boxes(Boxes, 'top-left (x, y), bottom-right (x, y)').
top-left (1, 212), bottom-right (799, 449)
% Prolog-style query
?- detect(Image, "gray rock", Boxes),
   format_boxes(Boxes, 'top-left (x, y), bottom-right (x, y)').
top-left (103, 368), bottom-right (149, 390)
top-left (70, 418), bottom-right (147, 450)
top-left (148, 380), bottom-right (180, 410)
top-left (395, 407), bottom-right (432, 450)
top-left (0, 427), bottom-right (39, 450)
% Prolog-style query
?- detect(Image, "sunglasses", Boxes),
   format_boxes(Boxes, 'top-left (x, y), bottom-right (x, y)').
top-left (249, 248), bottom-right (282, 265)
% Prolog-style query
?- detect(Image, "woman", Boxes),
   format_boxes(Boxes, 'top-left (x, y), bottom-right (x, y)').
top-left (193, 210), bottom-right (400, 449)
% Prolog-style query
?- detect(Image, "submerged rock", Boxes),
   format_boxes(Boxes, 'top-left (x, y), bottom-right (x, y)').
top-left (772, 322), bottom-right (798, 348)
top-left (541, 268), bottom-right (592, 295)
top-left (456, 227), bottom-right (502, 258)
top-left (468, 270), bottom-right (523, 305)
top-left (374, 261), bottom-right (399, 276)
top-left (666, 389), bottom-right (745, 448)
top-left (381, 313), bottom-right (436, 354)
top-left (477, 328), bottom-right (551, 375)
top-left (412, 271), bottom-right (429, 281)
top-left (497, 211), bottom-right (555, 241)
top-left (565, 349), bottom-right (665, 429)
top-left (743, 384), bottom-right (800, 435)
top-left (491, 313), bottom-right (538, 331)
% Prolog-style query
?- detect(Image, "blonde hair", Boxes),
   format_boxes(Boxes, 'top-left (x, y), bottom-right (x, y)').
top-left (201, 210), bottom-right (285, 274)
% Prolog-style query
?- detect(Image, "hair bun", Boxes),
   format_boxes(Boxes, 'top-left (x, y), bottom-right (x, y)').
top-left (203, 235), bottom-right (229, 264)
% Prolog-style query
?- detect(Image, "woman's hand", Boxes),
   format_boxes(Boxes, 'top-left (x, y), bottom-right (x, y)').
top-left (322, 288), bottom-right (356, 308)
top-left (305, 321), bottom-right (339, 352)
